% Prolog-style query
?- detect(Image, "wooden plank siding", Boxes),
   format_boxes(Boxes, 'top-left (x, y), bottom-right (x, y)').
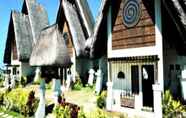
top-left (62, 22), bottom-right (73, 57)
top-left (112, 0), bottom-right (155, 50)
top-left (12, 39), bottom-right (18, 60)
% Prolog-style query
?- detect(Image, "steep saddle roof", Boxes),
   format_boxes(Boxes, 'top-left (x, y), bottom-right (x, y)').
top-left (56, 0), bottom-right (92, 57)
top-left (4, 11), bottom-right (33, 64)
top-left (163, 0), bottom-right (186, 43)
top-left (22, 0), bottom-right (49, 43)
top-left (4, 0), bottom-right (49, 64)
top-left (56, 0), bottom-right (109, 59)
top-left (30, 0), bottom-right (109, 65)
top-left (29, 24), bottom-right (72, 67)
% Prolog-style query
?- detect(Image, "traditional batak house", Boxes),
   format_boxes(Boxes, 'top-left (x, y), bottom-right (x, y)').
top-left (55, 0), bottom-right (96, 86)
top-left (3, 0), bottom-right (48, 83)
top-left (105, 0), bottom-right (186, 117)
top-left (29, 0), bottom-right (95, 116)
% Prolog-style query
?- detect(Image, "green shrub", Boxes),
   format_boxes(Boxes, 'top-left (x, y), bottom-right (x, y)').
top-left (87, 108), bottom-right (109, 118)
top-left (72, 79), bottom-right (82, 91)
top-left (20, 76), bottom-right (27, 87)
top-left (22, 91), bottom-right (39, 116)
top-left (46, 82), bottom-right (52, 89)
top-left (97, 91), bottom-right (107, 109)
top-left (0, 92), bottom-right (4, 107)
top-left (163, 90), bottom-right (186, 118)
top-left (3, 88), bottom-right (39, 116)
top-left (78, 107), bottom-right (86, 118)
top-left (0, 77), bottom-right (4, 87)
top-left (53, 105), bottom-right (71, 118)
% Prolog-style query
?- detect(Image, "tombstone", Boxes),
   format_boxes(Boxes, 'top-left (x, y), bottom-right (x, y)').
top-left (66, 69), bottom-right (72, 91)
top-left (52, 79), bottom-right (62, 104)
top-left (95, 69), bottom-right (103, 95)
top-left (34, 67), bottom-right (41, 82)
top-left (35, 79), bottom-right (46, 118)
top-left (88, 68), bottom-right (95, 86)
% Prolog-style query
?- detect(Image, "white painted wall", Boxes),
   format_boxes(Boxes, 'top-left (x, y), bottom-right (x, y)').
top-left (111, 62), bottom-right (132, 91)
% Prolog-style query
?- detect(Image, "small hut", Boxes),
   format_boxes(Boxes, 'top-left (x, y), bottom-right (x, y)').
top-left (29, 24), bottom-right (72, 118)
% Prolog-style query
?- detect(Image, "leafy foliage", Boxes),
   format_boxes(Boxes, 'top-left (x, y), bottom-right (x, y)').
top-left (3, 88), bottom-right (39, 116)
top-left (163, 90), bottom-right (186, 118)
top-left (0, 92), bottom-right (4, 107)
top-left (0, 72), bottom-right (4, 87)
top-left (86, 108), bottom-right (110, 118)
top-left (20, 76), bottom-right (27, 87)
top-left (97, 91), bottom-right (107, 109)
top-left (72, 79), bottom-right (83, 90)
top-left (54, 105), bottom-right (71, 118)
top-left (78, 107), bottom-right (86, 118)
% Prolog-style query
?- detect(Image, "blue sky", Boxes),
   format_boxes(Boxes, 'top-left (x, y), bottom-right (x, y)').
top-left (0, 0), bottom-right (100, 68)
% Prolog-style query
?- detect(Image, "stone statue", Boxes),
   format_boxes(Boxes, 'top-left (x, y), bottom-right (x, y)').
top-left (66, 69), bottom-right (72, 91)
top-left (35, 79), bottom-right (46, 118)
top-left (88, 68), bottom-right (95, 86)
top-left (34, 67), bottom-right (41, 82)
top-left (95, 69), bottom-right (103, 95)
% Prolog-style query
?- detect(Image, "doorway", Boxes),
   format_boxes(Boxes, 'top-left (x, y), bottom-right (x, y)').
top-left (142, 65), bottom-right (154, 108)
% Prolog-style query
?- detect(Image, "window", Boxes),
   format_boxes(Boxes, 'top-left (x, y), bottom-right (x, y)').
top-left (117, 71), bottom-right (125, 79)
top-left (131, 65), bottom-right (139, 94)
top-left (13, 67), bottom-right (16, 75)
top-left (63, 32), bottom-right (69, 44)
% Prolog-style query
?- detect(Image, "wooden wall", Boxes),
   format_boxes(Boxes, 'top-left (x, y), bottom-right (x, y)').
top-left (112, 0), bottom-right (155, 50)
top-left (11, 39), bottom-right (18, 60)
top-left (63, 22), bottom-right (73, 57)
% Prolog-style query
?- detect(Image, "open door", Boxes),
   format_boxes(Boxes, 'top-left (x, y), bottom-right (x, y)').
top-left (142, 65), bottom-right (154, 108)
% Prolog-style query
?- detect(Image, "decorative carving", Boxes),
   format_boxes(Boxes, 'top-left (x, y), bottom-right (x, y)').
top-left (122, 0), bottom-right (141, 28)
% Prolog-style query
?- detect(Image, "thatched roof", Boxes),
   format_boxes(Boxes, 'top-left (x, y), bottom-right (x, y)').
top-left (4, 11), bottom-right (33, 64)
top-left (29, 24), bottom-right (72, 67)
top-left (4, 0), bottom-right (49, 64)
top-left (75, 0), bottom-right (95, 36)
top-left (162, 0), bottom-right (186, 44)
top-left (22, 0), bottom-right (49, 43)
top-left (85, 0), bottom-right (109, 58)
top-left (56, 0), bottom-right (87, 57)
top-left (56, 0), bottom-right (109, 59)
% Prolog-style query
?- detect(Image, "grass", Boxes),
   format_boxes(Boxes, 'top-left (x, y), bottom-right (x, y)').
top-left (64, 86), bottom-right (126, 117)
top-left (0, 84), bottom-right (128, 118)
top-left (0, 107), bottom-right (24, 118)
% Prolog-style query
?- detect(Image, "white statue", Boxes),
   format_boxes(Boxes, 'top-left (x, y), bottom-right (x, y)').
top-left (66, 69), bottom-right (72, 91)
top-left (35, 79), bottom-right (46, 118)
top-left (142, 68), bottom-right (148, 80)
top-left (52, 79), bottom-right (62, 104)
top-left (34, 67), bottom-right (41, 82)
top-left (88, 68), bottom-right (95, 86)
top-left (95, 69), bottom-right (103, 95)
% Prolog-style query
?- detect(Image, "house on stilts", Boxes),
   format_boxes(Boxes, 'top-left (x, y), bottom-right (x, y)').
top-left (3, 0), bottom-right (49, 84)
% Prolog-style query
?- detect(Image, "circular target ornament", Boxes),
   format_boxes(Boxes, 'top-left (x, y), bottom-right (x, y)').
top-left (122, 0), bottom-right (141, 28)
